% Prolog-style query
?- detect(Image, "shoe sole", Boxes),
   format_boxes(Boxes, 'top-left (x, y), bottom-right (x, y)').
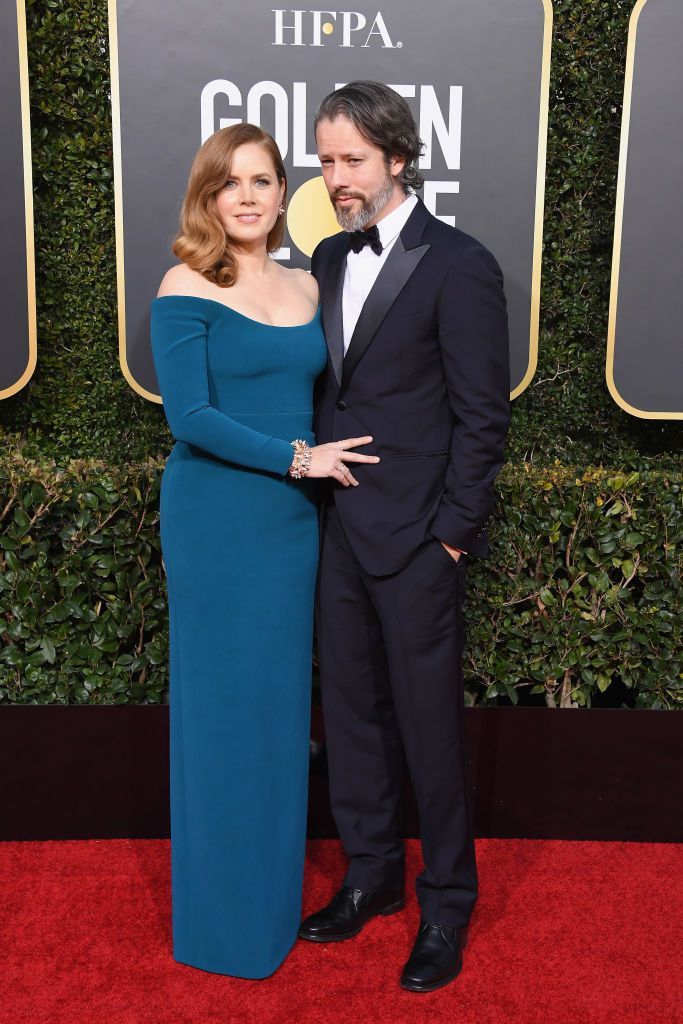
top-left (400, 958), bottom-right (463, 993)
top-left (298, 898), bottom-right (406, 943)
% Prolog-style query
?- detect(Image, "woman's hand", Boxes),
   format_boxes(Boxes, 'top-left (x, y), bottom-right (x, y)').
top-left (306, 436), bottom-right (379, 486)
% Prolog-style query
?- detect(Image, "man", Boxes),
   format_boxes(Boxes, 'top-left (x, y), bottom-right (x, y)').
top-left (300, 81), bottom-right (511, 993)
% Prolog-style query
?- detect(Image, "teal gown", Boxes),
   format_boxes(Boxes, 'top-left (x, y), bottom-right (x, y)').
top-left (150, 294), bottom-right (327, 978)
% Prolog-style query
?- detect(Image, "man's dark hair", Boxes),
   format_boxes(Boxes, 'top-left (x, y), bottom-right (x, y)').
top-left (314, 80), bottom-right (424, 193)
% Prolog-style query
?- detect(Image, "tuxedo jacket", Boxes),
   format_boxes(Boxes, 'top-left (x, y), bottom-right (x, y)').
top-left (311, 197), bottom-right (511, 576)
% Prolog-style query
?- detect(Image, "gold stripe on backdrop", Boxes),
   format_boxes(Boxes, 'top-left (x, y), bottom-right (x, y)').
top-left (606, 0), bottom-right (683, 420)
top-left (511, 0), bottom-right (553, 401)
top-left (108, 0), bottom-right (163, 404)
top-left (1, 0), bottom-right (37, 400)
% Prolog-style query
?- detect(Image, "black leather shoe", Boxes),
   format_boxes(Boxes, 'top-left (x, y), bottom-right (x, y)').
top-left (400, 920), bottom-right (469, 992)
top-left (298, 885), bottom-right (405, 942)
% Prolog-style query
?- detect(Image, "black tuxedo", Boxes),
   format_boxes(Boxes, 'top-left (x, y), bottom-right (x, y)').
top-left (312, 197), bottom-right (510, 927)
top-left (313, 197), bottom-right (511, 574)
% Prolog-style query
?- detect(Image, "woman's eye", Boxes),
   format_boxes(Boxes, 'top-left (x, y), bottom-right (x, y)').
top-left (223, 181), bottom-right (236, 189)
top-left (256, 179), bottom-right (270, 187)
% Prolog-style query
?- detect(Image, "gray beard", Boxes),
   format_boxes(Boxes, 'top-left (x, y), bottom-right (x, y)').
top-left (334, 175), bottom-right (396, 232)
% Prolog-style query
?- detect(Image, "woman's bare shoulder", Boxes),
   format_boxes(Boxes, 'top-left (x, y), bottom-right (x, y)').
top-left (156, 263), bottom-right (206, 298)
top-left (283, 265), bottom-right (319, 304)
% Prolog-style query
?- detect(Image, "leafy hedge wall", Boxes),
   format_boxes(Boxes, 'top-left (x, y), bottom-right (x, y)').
top-left (1, 449), bottom-right (680, 708)
top-left (0, 1), bottom-right (680, 707)
top-left (0, 450), bottom-right (167, 704)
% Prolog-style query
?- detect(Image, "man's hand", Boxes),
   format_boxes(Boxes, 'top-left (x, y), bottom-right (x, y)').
top-left (441, 542), bottom-right (464, 563)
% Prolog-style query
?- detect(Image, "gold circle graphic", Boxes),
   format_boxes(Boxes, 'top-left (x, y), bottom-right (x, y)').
top-left (286, 176), bottom-right (341, 258)
top-left (322, 21), bottom-right (334, 34)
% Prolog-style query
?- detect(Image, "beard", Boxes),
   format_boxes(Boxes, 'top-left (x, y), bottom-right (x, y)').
top-left (332, 173), bottom-right (396, 231)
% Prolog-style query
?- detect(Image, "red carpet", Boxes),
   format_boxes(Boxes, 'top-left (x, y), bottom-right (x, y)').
top-left (1, 838), bottom-right (681, 1024)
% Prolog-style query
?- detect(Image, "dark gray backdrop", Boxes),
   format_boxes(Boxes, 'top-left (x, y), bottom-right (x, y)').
top-left (608, 0), bottom-right (683, 419)
top-left (0, 1), bottom-right (35, 400)
top-left (111, 0), bottom-right (551, 400)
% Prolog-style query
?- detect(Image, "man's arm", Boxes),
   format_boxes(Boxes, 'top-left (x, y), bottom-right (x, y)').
top-left (430, 243), bottom-right (511, 559)
top-left (310, 236), bottom-right (329, 283)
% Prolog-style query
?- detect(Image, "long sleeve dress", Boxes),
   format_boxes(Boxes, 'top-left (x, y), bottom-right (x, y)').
top-left (150, 294), bottom-right (326, 977)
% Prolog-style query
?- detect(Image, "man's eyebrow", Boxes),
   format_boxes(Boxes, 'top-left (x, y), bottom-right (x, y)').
top-left (318, 151), bottom-right (365, 159)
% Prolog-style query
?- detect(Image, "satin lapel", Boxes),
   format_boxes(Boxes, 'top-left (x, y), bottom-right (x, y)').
top-left (341, 235), bottom-right (430, 389)
top-left (319, 236), bottom-right (347, 387)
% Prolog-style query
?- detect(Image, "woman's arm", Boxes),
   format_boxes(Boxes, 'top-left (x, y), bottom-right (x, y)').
top-left (150, 298), bottom-right (294, 475)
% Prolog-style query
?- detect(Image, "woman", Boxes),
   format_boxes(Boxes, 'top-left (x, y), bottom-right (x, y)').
top-left (150, 123), bottom-right (378, 978)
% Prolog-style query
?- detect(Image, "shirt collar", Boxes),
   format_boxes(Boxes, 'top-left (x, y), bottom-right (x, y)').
top-left (374, 193), bottom-right (418, 249)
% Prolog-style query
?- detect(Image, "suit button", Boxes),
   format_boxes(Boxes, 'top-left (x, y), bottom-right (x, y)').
top-left (336, 400), bottom-right (348, 411)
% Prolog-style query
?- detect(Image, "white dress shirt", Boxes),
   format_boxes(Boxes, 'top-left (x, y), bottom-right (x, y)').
top-left (342, 193), bottom-right (418, 354)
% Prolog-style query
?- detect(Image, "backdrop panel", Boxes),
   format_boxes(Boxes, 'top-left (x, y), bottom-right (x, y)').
top-left (0, 1), bottom-right (36, 401)
top-left (607, 0), bottom-right (683, 419)
top-left (110, 0), bottom-right (551, 402)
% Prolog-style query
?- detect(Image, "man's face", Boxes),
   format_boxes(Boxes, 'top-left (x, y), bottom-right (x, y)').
top-left (316, 115), bottom-right (406, 231)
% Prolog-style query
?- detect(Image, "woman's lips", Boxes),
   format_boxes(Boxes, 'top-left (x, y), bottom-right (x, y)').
top-left (235, 213), bottom-right (261, 223)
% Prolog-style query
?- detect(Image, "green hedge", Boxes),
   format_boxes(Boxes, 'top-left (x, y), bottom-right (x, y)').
top-left (0, 448), bottom-right (167, 704)
top-left (1, 448), bottom-right (679, 708)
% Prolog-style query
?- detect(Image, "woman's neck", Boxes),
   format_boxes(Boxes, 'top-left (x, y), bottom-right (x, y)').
top-left (231, 244), bottom-right (273, 282)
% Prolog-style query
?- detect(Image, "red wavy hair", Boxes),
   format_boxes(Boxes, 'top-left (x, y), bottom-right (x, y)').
top-left (172, 124), bottom-right (287, 288)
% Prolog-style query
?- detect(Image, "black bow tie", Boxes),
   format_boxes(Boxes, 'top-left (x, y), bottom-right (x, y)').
top-left (349, 224), bottom-right (383, 256)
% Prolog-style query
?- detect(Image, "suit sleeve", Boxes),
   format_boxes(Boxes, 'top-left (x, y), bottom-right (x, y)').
top-left (150, 299), bottom-right (295, 476)
top-left (430, 244), bottom-right (511, 557)
top-left (310, 239), bottom-right (324, 282)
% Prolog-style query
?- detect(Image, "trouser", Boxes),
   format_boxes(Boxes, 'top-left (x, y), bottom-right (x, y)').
top-left (315, 501), bottom-right (478, 927)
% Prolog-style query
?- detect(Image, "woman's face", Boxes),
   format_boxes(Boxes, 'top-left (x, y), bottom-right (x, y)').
top-left (215, 142), bottom-right (285, 248)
